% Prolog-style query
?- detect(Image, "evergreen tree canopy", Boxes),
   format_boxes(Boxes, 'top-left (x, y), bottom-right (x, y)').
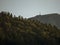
top-left (0, 11), bottom-right (60, 45)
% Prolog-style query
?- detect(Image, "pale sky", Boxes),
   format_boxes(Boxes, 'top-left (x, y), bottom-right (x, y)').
top-left (0, 0), bottom-right (60, 18)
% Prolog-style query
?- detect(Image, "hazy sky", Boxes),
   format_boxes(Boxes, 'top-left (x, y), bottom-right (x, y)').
top-left (0, 0), bottom-right (60, 18)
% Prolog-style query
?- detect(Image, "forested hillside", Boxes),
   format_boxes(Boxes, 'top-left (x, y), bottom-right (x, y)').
top-left (0, 11), bottom-right (60, 45)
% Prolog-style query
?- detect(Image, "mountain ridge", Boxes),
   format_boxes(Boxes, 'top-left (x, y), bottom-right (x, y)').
top-left (29, 13), bottom-right (60, 28)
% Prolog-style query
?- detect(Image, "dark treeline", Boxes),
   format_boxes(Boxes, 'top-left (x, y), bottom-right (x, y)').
top-left (0, 11), bottom-right (60, 45)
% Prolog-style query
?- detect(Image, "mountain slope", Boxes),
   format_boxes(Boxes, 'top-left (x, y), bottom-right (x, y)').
top-left (29, 13), bottom-right (60, 28)
top-left (0, 12), bottom-right (60, 45)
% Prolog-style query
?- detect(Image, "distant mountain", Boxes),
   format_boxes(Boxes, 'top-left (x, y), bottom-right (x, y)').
top-left (29, 13), bottom-right (60, 28)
